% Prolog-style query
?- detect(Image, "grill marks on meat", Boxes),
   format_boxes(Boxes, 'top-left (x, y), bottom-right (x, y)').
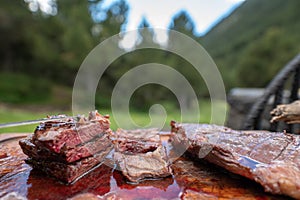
top-left (171, 122), bottom-right (300, 199)
top-left (19, 111), bottom-right (113, 183)
top-left (112, 128), bottom-right (172, 183)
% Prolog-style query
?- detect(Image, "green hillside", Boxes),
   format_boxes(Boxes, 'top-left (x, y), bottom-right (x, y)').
top-left (200, 0), bottom-right (300, 89)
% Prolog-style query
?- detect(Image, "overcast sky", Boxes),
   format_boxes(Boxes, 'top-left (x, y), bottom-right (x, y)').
top-left (102, 0), bottom-right (245, 35)
top-left (101, 0), bottom-right (245, 48)
top-left (33, 0), bottom-right (245, 35)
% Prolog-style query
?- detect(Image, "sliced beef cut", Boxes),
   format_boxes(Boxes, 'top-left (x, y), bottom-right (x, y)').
top-left (171, 122), bottom-right (300, 199)
top-left (112, 128), bottom-right (172, 183)
top-left (19, 111), bottom-right (113, 184)
top-left (19, 133), bottom-right (112, 163)
top-left (33, 111), bottom-right (111, 153)
top-left (25, 147), bottom-right (112, 184)
top-left (112, 128), bottom-right (160, 154)
top-left (114, 146), bottom-right (171, 183)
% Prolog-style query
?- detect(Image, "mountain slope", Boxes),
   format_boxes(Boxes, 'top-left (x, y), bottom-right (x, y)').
top-left (200, 0), bottom-right (300, 89)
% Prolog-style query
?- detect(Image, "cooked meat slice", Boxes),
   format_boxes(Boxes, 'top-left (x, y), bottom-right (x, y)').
top-left (114, 146), bottom-right (172, 183)
top-left (112, 128), bottom-right (172, 183)
top-left (25, 147), bottom-right (112, 184)
top-left (19, 132), bottom-right (112, 163)
top-left (171, 122), bottom-right (300, 199)
top-left (18, 111), bottom-right (113, 184)
top-left (33, 111), bottom-right (111, 153)
top-left (111, 128), bottom-right (160, 154)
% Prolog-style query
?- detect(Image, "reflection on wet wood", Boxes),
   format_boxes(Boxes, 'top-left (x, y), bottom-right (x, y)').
top-left (0, 134), bottom-right (290, 200)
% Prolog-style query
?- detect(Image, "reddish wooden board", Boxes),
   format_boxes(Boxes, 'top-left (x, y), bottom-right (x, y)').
top-left (0, 134), bottom-right (291, 200)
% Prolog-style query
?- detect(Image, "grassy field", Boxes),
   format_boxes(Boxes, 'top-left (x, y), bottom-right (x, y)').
top-left (0, 100), bottom-right (227, 133)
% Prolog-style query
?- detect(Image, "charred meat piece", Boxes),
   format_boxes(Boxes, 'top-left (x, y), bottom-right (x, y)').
top-left (112, 128), bottom-right (160, 154)
top-left (20, 132), bottom-right (112, 163)
top-left (26, 147), bottom-right (112, 183)
top-left (33, 111), bottom-right (110, 153)
top-left (112, 128), bottom-right (172, 183)
top-left (114, 146), bottom-right (171, 183)
top-left (171, 122), bottom-right (300, 199)
top-left (19, 111), bottom-right (113, 183)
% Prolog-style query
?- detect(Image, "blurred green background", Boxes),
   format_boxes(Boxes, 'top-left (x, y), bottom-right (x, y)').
top-left (1, 0), bottom-right (300, 133)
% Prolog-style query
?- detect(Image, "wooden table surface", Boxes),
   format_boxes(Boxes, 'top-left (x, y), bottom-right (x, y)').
top-left (0, 133), bottom-right (291, 200)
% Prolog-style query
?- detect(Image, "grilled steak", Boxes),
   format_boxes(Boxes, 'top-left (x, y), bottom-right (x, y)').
top-left (33, 111), bottom-right (110, 153)
top-left (114, 146), bottom-right (172, 183)
top-left (19, 111), bottom-right (113, 183)
top-left (171, 122), bottom-right (300, 199)
top-left (25, 147), bottom-right (112, 183)
top-left (20, 132), bottom-right (112, 163)
top-left (111, 128), bottom-right (160, 154)
top-left (112, 128), bottom-right (172, 183)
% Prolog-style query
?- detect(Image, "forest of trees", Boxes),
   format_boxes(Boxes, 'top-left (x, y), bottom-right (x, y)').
top-left (200, 0), bottom-right (300, 89)
top-left (1, 0), bottom-right (300, 109)
top-left (0, 0), bottom-right (204, 109)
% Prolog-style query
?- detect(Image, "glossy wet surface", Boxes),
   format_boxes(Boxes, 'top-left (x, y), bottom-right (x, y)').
top-left (0, 134), bottom-right (290, 200)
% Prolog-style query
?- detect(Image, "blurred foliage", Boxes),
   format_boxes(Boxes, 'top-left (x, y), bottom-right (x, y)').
top-left (0, 0), bottom-right (300, 109)
top-left (0, 73), bottom-right (51, 103)
top-left (169, 10), bottom-right (195, 37)
top-left (200, 0), bottom-right (300, 89)
top-left (0, 0), bottom-right (127, 84)
top-left (0, 99), bottom-right (227, 133)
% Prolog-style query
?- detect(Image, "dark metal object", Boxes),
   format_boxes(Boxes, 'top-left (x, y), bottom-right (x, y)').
top-left (243, 54), bottom-right (300, 131)
top-left (0, 116), bottom-right (69, 129)
top-left (269, 84), bottom-right (284, 132)
top-left (291, 67), bottom-right (300, 102)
